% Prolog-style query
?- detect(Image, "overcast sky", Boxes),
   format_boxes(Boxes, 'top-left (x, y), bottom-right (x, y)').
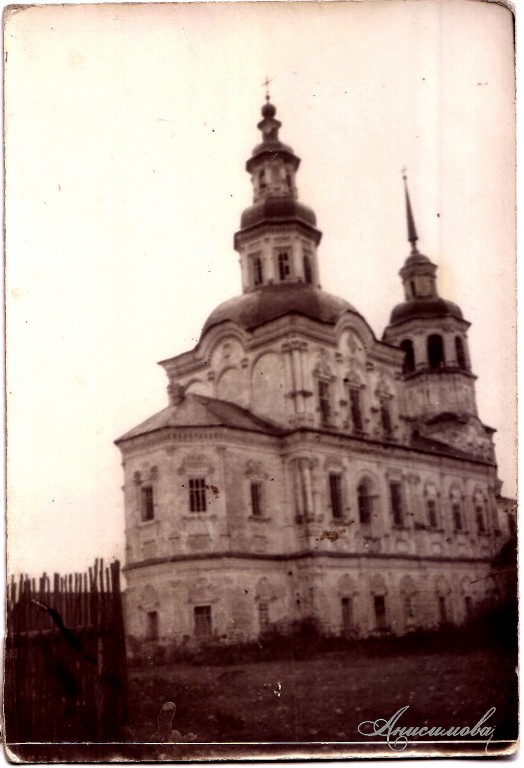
top-left (5, 0), bottom-right (516, 577)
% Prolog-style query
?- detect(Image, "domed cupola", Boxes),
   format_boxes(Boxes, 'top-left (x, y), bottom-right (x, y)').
top-left (234, 95), bottom-right (322, 293)
top-left (383, 175), bottom-right (479, 428)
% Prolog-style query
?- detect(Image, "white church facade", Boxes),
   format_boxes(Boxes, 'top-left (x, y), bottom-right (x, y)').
top-left (116, 99), bottom-right (514, 645)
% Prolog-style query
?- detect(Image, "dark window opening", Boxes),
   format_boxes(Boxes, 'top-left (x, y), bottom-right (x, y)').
top-left (341, 597), bottom-right (353, 635)
top-left (464, 596), bottom-right (473, 620)
top-left (253, 257), bottom-right (263, 286)
top-left (410, 279), bottom-right (416, 297)
top-left (380, 400), bottom-right (392, 436)
top-left (259, 169), bottom-right (266, 191)
top-left (194, 605), bottom-right (212, 637)
top-left (250, 482), bottom-right (263, 517)
top-left (141, 485), bottom-right (154, 522)
top-left (286, 170), bottom-right (293, 191)
top-left (146, 610), bottom-right (159, 640)
top-left (427, 499), bottom-right (438, 528)
top-left (427, 334), bottom-right (445, 369)
top-left (349, 388), bottom-right (363, 432)
top-left (374, 595), bottom-right (387, 630)
top-left (318, 380), bottom-right (331, 424)
top-left (303, 254), bottom-right (313, 284)
top-left (452, 503), bottom-right (463, 531)
top-left (329, 473), bottom-right (343, 519)
top-left (438, 595), bottom-right (448, 624)
top-left (258, 602), bottom-right (269, 630)
top-left (189, 477), bottom-right (207, 512)
top-left (390, 482), bottom-right (403, 526)
top-left (400, 339), bottom-right (415, 374)
top-left (455, 336), bottom-right (467, 369)
top-left (509, 513), bottom-right (517, 538)
top-left (357, 483), bottom-right (372, 525)
top-left (278, 251), bottom-right (290, 281)
top-left (476, 506), bottom-right (486, 534)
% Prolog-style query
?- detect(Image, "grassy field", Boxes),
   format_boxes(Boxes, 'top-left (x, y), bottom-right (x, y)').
top-left (127, 643), bottom-right (517, 745)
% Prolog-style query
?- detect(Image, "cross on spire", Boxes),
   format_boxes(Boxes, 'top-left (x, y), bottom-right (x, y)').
top-left (262, 77), bottom-right (272, 102)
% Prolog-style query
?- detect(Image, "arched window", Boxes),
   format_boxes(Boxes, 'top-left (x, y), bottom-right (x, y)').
top-left (357, 482), bottom-right (372, 525)
top-left (455, 336), bottom-right (467, 370)
top-left (349, 387), bottom-right (364, 433)
top-left (380, 400), bottom-right (392, 436)
top-left (303, 253), bottom-right (313, 284)
top-left (278, 252), bottom-right (290, 281)
top-left (400, 339), bottom-right (415, 374)
top-left (427, 334), bottom-right (445, 369)
top-left (253, 257), bottom-right (263, 287)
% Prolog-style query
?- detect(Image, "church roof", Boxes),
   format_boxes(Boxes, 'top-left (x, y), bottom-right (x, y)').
top-left (201, 282), bottom-right (359, 335)
top-left (115, 393), bottom-right (285, 443)
top-left (409, 431), bottom-right (478, 461)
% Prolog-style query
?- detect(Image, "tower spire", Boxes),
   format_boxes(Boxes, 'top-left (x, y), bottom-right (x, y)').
top-left (402, 171), bottom-right (419, 254)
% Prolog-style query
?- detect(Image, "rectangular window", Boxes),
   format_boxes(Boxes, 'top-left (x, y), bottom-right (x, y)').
top-left (189, 477), bottom-right (207, 512)
top-left (278, 251), bottom-right (290, 280)
top-left (404, 594), bottom-right (416, 622)
top-left (140, 485), bottom-right (154, 522)
top-left (438, 596), bottom-right (448, 624)
top-left (146, 610), bottom-right (159, 640)
top-left (452, 503), bottom-right (463, 531)
top-left (380, 401), bottom-right (392, 436)
top-left (341, 597), bottom-right (353, 635)
top-left (250, 482), bottom-right (263, 517)
top-left (329, 473), bottom-right (343, 519)
top-left (476, 506), bottom-right (485, 534)
top-left (194, 605), bottom-right (212, 637)
top-left (252, 256), bottom-right (263, 286)
top-left (318, 380), bottom-right (331, 424)
top-left (427, 499), bottom-right (438, 528)
top-left (258, 602), bottom-right (269, 631)
top-left (349, 388), bottom-right (363, 432)
top-left (390, 482), bottom-right (403, 526)
top-left (374, 595), bottom-right (387, 630)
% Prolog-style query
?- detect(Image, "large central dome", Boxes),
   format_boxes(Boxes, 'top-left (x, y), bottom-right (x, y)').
top-left (201, 282), bottom-right (359, 335)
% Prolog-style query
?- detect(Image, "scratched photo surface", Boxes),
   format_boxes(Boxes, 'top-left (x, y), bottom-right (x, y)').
top-left (4, 0), bottom-right (517, 761)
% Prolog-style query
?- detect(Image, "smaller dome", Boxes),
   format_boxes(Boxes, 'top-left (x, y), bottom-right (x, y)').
top-left (389, 297), bottom-right (464, 326)
top-left (240, 196), bottom-right (317, 230)
top-left (261, 101), bottom-right (276, 119)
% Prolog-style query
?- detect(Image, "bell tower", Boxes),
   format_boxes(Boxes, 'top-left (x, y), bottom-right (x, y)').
top-left (234, 93), bottom-right (322, 293)
top-left (383, 177), bottom-right (481, 433)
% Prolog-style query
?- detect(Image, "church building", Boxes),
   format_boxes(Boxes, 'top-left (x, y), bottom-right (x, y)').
top-left (116, 98), bottom-right (514, 645)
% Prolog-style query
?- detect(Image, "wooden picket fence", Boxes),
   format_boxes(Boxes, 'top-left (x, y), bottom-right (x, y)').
top-left (5, 559), bottom-right (128, 744)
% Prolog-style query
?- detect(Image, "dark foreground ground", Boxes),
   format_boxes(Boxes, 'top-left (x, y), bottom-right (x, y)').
top-left (126, 640), bottom-right (517, 746)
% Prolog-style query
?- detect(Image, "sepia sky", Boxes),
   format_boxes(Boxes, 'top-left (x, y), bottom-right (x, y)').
top-left (5, 0), bottom-right (516, 577)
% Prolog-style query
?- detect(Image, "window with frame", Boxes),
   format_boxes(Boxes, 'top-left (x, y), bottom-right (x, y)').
top-left (427, 334), bottom-right (445, 369)
top-left (390, 482), bottom-right (404, 526)
top-left (438, 595), bottom-right (448, 624)
top-left (253, 256), bottom-right (263, 287)
top-left (349, 387), bottom-right (364, 433)
top-left (341, 597), bottom-right (353, 635)
top-left (189, 477), bottom-right (207, 512)
top-left (258, 601), bottom-right (270, 631)
top-left (318, 380), bottom-right (331, 424)
top-left (400, 339), bottom-right (415, 374)
top-left (194, 605), bottom-right (212, 637)
top-left (427, 499), bottom-right (438, 528)
top-left (303, 253), bottom-right (313, 284)
top-left (455, 336), bottom-right (467, 370)
top-left (277, 251), bottom-right (291, 281)
top-left (452, 503), bottom-right (463, 531)
top-left (380, 400), bottom-right (393, 436)
top-left (329, 473), bottom-right (344, 520)
top-left (374, 595), bottom-right (387, 630)
top-left (140, 485), bottom-right (154, 522)
top-left (146, 610), bottom-right (159, 641)
top-left (475, 506), bottom-right (486, 534)
top-left (250, 481), bottom-right (263, 518)
top-left (357, 483), bottom-right (372, 525)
